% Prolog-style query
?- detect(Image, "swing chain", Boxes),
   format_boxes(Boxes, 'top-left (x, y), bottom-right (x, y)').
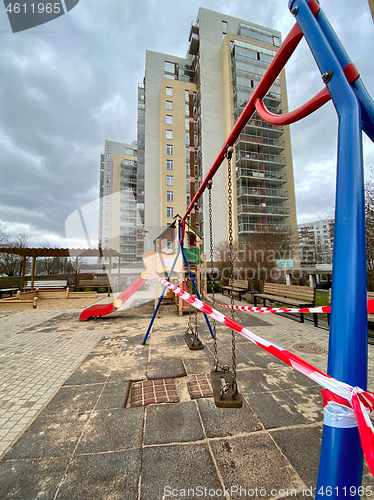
top-left (208, 180), bottom-right (219, 370)
top-left (226, 146), bottom-right (238, 399)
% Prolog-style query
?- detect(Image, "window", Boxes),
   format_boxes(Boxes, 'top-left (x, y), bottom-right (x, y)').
top-left (166, 240), bottom-right (173, 250)
top-left (186, 162), bottom-right (190, 175)
top-left (187, 194), bottom-right (191, 206)
top-left (164, 61), bottom-right (175, 74)
top-left (185, 103), bottom-right (189, 116)
top-left (186, 118), bottom-right (190, 130)
top-left (107, 161), bottom-right (111, 167)
top-left (107, 178), bottom-right (111, 184)
top-left (166, 101), bottom-right (173, 110)
top-left (107, 153), bottom-right (111, 159)
top-left (166, 144), bottom-right (173, 155)
top-left (167, 175), bottom-right (173, 186)
top-left (222, 20), bottom-right (228, 29)
top-left (222, 32), bottom-right (226, 40)
top-left (195, 163), bottom-right (199, 176)
top-left (167, 159), bottom-right (173, 170)
top-left (166, 115), bottom-right (173, 124)
top-left (105, 220), bottom-right (109, 226)
top-left (167, 207), bottom-right (173, 218)
top-left (186, 132), bottom-right (190, 145)
top-left (107, 169), bottom-right (111, 175)
top-left (106, 211), bottom-right (110, 217)
top-left (106, 203), bottom-right (110, 209)
top-left (185, 90), bottom-right (189, 102)
top-left (166, 130), bottom-right (173, 139)
top-left (105, 237), bottom-right (109, 244)
top-left (186, 178), bottom-right (190, 191)
top-left (106, 186), bottom-right (110, 192)
top-left (186, 147), bottom-right (190, 160)
top-left (124, 148), bottom-right (134, 155)
top-left (167, 191), bottom-right (173, 202)
top-left (107, 144), bottom-right (111, 151)
top-left (166, 87), bottom-right (173, 96)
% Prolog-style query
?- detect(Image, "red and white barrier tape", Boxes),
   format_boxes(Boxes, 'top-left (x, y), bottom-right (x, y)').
top-left (203, 292), bottom-right (374, 315)
top-left (152, 272), bottom-right (374, 475)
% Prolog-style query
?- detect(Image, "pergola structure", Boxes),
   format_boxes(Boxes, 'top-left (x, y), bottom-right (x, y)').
top-left (0, 247), bottom-right (122, 291)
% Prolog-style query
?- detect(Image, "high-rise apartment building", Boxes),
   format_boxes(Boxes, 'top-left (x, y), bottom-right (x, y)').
top-left (142, 8), bottom-right (297, 254)
top-left (99, 140), bottom-right (144, 263)
top-left (298, 219), bottom-right (334, 266)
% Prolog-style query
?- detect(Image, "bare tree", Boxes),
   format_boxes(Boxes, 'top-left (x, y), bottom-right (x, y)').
top-left (366, 171), bottom-right (374, 291)
top-left (0, 232), bottom-right (28, 276)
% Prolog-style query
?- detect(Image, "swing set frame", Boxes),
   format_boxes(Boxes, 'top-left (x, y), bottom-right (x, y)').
top-left (144, 1), bottom-right (374, 495)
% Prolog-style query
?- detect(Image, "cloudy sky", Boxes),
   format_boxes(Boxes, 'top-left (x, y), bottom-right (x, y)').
top-left (0, 0), bottom-right (373, 247)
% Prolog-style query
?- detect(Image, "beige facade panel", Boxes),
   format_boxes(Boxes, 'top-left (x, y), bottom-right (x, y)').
top-left (159, 78), bottom-right (196, 228)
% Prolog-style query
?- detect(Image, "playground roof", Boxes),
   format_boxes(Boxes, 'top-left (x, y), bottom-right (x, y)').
top-left (153, 214), bottom-right (201, 245)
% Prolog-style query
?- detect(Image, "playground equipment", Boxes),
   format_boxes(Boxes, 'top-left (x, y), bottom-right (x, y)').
top-left (79, 0), bottom-right (374, 492)
top-left (142, 0), bottom-right (374, 495)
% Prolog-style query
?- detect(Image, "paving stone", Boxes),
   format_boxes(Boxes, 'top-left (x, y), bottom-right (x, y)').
top-left (75, 407), bottom-right (144, 454)
top-left (210, 434), bottom-right (304, 496)
top-left (57, 449), bottom-right (141, 500)
top-left (3, 414), bottom-right (89, 460)
top-left (95, 382), bottom-right (131, 410)
top-left (38, 384), bottom-right (103, 418)
top-left (63, 353), bottom-right (112, 385)
top-left (144, 401), bottom-right (204, 445)
top-left (147, 358), bottom-right (186, 379)
top-left (130, 379), bottom-right (179, 407)
top-left (244, 391), bottom-right (311, 429)
top-left (237, 343), bottom-right (285, 369)
top-left (237, 368), bottom-right (282, 394)
top-left (141, 443), bottom-right (222, 499)
top-left (197, 397), bottom-right (262, 438)
top-left (183, 358), bottom-right (214, 376)
top-left (270, 426), bottom-right (322, 486)
top-left (0, 456), bottom-right (68, 499)
top-left (272, 363), bottom-right (322, 390)
top-left (187, 374), bottom-right (213, 399)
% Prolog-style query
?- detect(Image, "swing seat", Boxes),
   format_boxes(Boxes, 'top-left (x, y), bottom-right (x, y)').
top-left (184, 332), bottom-right (204, 350)
top-left (211, 370), bottom-right (243, 408)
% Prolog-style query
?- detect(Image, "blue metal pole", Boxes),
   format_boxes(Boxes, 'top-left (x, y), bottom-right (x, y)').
top-left (289, 1), bottom-right (368, 497)
top-left (313, 6), bottom-right (374, 143)
top-left (142, 223), bottom-right (182, 345)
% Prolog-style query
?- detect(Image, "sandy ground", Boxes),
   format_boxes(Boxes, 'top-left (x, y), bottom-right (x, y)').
top-left (36, 297), bottom-right (103, 310)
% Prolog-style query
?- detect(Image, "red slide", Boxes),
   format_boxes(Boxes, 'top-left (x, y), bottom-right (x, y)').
top-left (79, 274), bottom-right (146, 321)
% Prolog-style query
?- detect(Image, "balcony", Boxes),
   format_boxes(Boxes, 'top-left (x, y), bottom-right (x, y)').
top-left (236, 134), bottom-right (285, 156)
top-left (188, 21), bottom-right (199, 42)
top-left (237, 186), bottom-right (288, 198)
top-left (236, 167), bottom-right (287, 183)
top-left (238, 222), bottom-right (291, 234)
top-left (188, 34), bottom-right (199, 56)
top-left (237, 204), bottom-right (290, 216)
top-left (235, 150), bottom-right (286, 167)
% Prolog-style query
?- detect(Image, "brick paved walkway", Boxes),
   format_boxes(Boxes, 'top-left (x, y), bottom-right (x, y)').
top-left (0, 309), bottom-right (106, 456)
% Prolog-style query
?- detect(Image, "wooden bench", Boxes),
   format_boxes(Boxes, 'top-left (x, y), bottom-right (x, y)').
top-left (0, 288), bottom-right (19, 299)
top-left (25, 280), bottom-right (68, 290)
top-left (254, 283), bottom-right (317, 325)
top-left (78, 280), bottom-right (111, 297)
top-left (222, 279), bottom-right (249, 301)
